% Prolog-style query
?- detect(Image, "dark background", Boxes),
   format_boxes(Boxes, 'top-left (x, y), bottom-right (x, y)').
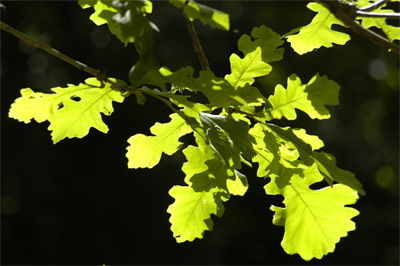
top-left (1, 1), bottom-right (399, 265)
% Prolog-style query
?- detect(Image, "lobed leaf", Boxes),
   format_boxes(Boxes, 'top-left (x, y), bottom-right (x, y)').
top-left (225, 47), bottom-right (272, 89)
top-left (238, 25), bottom-right (284, 63)
top-left (265, 165), bottom-right (360, 260)
top-left (167, 132), bottom-right (248, 242)
top-left (250, 123), bottom-right (308, 188)
top-left (79, 0), bottom-right (155, 46)
top-left (9, 78), bottom-right (125, 144)
top-left (268, 73), bottom-right (340, 120)
top-left (286, 2), bottom-right (350, 54)
top-left (167, 184), bottom-right (224, 243)
top-left (126, 113), bottom-right (192, 169)
top-left (225, 26), bottom-right (282, 104)
top-left (267, 124), bottom-right (365, 195)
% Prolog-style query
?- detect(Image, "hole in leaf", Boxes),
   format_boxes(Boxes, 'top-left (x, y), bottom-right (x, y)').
top-left (70, 96), bottom-right (81, 102)
top-left (309, 181), bottom-right (328, 191)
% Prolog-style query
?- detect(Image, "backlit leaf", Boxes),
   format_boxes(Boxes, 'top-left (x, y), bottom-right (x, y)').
top-left (126, 113), bottom-right (192, 169)
top-left (238, 25), bottom-right (284, 63)
top-left (167, 133), bottom-right (237, 242)
top-left (9, 78), bottom-right (125, 144)
top-left (79, 0), bottom-right (155, 46)
top-left (286, 2), bottom-right (350, 54)
top-left (265, 165), bottom-right (359, 260)
top-left (267, 124), bottom-right (366, 195)
top-left (268, 73), bottom-right (340, 120)
top-left (225, 47), bottom-right (272, 89)
top-left (356, 0), bottom-right (400, 42)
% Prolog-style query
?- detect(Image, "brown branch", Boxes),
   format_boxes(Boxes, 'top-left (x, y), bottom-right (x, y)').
top-left (0, 21), bottom-right (130, 91)
top-left (315, 0), bottom-right (400, 55)
top-left (181, 8), bottom-right (211, 71)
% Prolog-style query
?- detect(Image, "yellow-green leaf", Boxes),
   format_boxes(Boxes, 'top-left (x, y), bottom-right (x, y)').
top-left (286, 2), bottom-right (350, 55)
top-left (266, 165), bottom-right (359, 260)
top-left (126, 113), bottom-right (192, 169)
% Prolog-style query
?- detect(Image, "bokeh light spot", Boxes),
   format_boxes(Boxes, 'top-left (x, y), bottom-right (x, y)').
top-left (368, 59), bottom-right (387, 80)
top-left (375, 166), bottom-right (396, 189)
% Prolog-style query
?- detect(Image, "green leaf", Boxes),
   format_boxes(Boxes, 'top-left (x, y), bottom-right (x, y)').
top-left (167, 184), bottom-right (224, 243)
top-left (167, 133), bottom-right (231, 242)
top-left (292, 128), bottom-right (324, 151)
top-left (250, 123), bottom-right (292, 188)
top-left (250, 123), bottom-right (308, 188)
top-left (238, 25), bottom-right (284, 63)
top-left (79, 0), bottom-right (155, 46)
top-left (9, 78), bottom-right (125, 144)
top-left (9, 88), bottom-right (67, 124)
top-left (159, 66), bottom-right (266, 108)
top-left (356, 0), bottom-right (400, 42)
top-left (313, 152), bottom-right (366, 196)
top-left (225, 26), bottom-right (282, 99)
top-left (225, 47), bottom-right (272, 89)
top-left (126, 112), bottom-right (192, 169)
top-left (205, 126), bottom-right (241, 168)
top-left (268, 73), bottom-right (340, 120)
top-left (267, 124), bottom-right (366, 195)
top-left (167, 129), bottom-right (249, 242)
top-left (265, 164), bottom-right (360, 260)
top-left (200, 112), bottom-right (256, 160)
top-left (162, 69), bottom-right (242, 108)
top-left (286, 2), bottom-right (350, 54)
top-left (227, 170), bottom-right (248, 196)
top-left (180, 0), bottom-right (230, 31)
top-left (78, 0), bottom-right (116, 26)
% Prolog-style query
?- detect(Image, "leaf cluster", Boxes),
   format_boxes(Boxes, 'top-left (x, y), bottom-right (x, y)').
top-left (7, 0), bottom-right (377, 261)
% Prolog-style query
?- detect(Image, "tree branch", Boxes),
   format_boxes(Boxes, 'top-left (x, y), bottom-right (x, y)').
top-left (0, 21), bottom-right (130, 92)
top-left (356, 10), bottom-right (400, 19)
top-left (181, 8), bottom-right (211, 71)
top-left (315, 0), bottom-right (400, 55)
top-left (359, 0), bottom-right (390, 12)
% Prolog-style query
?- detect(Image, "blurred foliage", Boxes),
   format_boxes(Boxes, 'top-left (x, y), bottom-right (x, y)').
top-left (1, 1), bottom-right (398, 264)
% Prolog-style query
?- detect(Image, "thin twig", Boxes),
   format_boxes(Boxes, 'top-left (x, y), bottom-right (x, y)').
top-left (315, 0), bottom-right (400, 54)
top-left (356, 10), bottom-right (400, 19)
top-left (359, 0), bottom-right (391, 12)
top-left (0, 21), bottom-right (130, 92)
top-left (181, 8), bottom-right (211, 71)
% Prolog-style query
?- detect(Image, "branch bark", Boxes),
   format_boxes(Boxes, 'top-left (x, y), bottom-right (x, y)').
top-left (181, 8), bottom-right (211, 71)
top-left (0, 21), bottom-right (130, 91)
top-left (315, 0), bottom-right (400, 54)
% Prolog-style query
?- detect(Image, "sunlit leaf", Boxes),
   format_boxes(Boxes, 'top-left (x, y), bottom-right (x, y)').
top-left (79, 0), bottom-right (154, 45)
top-left (268, 73), bottom-right (340, 120)
top-left (126, 113), bottom-right (192, 169)
top-left (9, 78), bottom-right (125, 144)
top-left (265, 165), bottom-right (359, 260)
top-left (167, 133), bottom-right (236, 242)
top-left (286, 2), bottom-right (350, 54)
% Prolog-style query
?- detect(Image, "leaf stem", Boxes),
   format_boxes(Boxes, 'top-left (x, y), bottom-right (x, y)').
top-left (0, 21), bottom-right (130, 92)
